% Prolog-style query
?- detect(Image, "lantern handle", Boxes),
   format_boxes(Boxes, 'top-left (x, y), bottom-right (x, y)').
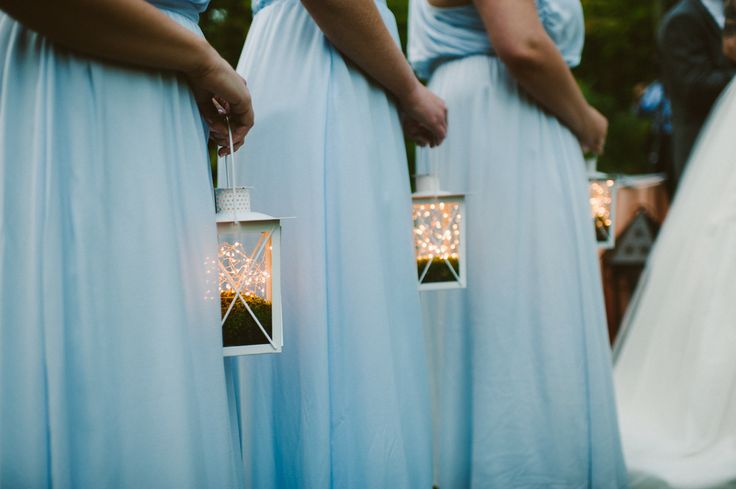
top-left (225, 116), bottom-right (237, 192)
top-left (428, 146), bottom-right (442, 196)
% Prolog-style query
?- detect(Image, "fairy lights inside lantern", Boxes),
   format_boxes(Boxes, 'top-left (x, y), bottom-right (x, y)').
top-left (589, 175), bottom-right (617, 249)
top-left (412, 175), bottom-right (466, 290)
top-left (212, 187), bottom-right (283, 356)
top-left (209, 120), bottom-right (283, 356)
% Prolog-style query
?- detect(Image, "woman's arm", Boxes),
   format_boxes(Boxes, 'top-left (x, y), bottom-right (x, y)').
top-left (474, 0), bottom-right (606, 153)
top-left (301, 0), bottom-right (447, 146)
top-left (0, 0), bottom-right (253, 154)
top-left (724, 0), bottom-right (736, 61)
top-left (0, 0), bottom-right (214, 77)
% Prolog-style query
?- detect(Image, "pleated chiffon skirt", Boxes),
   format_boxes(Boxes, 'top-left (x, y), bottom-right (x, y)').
top-left (416, 55), bottom-right (628, 488)
top-left (224, 1), bottom-right (433, 488)
top-left (0, 12), bottom-right (240, 488)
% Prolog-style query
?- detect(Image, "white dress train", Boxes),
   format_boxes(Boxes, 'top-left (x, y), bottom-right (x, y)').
top-left (614, 79), bottom-right (736, 489)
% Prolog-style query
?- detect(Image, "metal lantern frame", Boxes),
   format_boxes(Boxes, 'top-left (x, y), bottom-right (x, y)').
top-left (215, 120), bottom-right (284, 356)
top-left (589, 172), bottom-right (618, 250)
top-left (216, 194), bottom-right (284, 356)
top-left (412, 175), bottom-right (467, 291)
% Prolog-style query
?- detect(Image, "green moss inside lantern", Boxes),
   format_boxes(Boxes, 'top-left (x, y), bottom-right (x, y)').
top-left (221, 292), bottom-right (273, 347)
top-left (417, 256), bottom-right (460, 283)
top-left (594, 215), bottom-right (612, 242)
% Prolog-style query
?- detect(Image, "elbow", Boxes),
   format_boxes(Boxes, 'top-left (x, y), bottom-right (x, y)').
top-left (495, 33), bottom-right (547, 74)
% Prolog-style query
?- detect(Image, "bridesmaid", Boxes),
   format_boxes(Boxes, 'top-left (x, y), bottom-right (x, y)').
top-left (409, 0), bottom-right (628, 487)
top-left (225, 0), bottom-right (446, 487)
top-left (0, 0), bottom-right (252, 487)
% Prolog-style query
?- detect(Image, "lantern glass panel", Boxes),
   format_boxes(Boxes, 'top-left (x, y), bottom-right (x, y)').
top-left (589, 178), bottom-right (616, 248)
top-left (217, 221), bottom-right (277, 349)
top-left (412, 195), bottom-right (466, 289)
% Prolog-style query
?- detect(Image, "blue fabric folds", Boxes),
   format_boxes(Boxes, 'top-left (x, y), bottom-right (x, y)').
top-left (409, 0), bottom-right (584, 79)
top-left (409, 0), bottom-right (629, 487)
top-left (0, 2), bottom-right (242, 487)
top-left (223, 1), bottom-right (433, 488)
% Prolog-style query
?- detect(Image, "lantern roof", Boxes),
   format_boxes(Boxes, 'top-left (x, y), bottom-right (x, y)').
top-left (412, 190), bottom-right (465, 199)
top-left (215, 210), bottom-right (280, 224)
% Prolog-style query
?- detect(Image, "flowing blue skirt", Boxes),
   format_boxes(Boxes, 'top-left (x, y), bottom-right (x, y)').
top-left (224, 1), bottom-right (433, 487)
top-left (0, 12), bottom-right (240, 488)
top-left (416, 55), bottom-right (628, 488)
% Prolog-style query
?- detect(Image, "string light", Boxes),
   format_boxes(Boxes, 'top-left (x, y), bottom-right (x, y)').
top-left (413, 201), bottom-right (462, 262)
top-left (590, 179), bottom-right (614, 230)
top-left (218, 241), bottom-right (271, 300)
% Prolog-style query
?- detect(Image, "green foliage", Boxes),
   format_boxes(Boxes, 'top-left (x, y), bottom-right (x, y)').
top-left (576, 0), bottom-right (679, 173)
top-left (580, 80), bottom-right (652, 173)
top-left (201, 0), bottom-right (251, 67)
top-left (578, 0), bottom-right (659, 107)
top-left (388, 0), bottom-right (410, 51)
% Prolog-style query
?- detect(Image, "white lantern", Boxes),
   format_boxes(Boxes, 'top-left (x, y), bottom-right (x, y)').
top-left (412, 175), bottom-right (466, 290)
top-left (589, 173), bottom-right (617, 249)
top-left (208, 122), bottom-right (283, 356)
top-left (211, 187), bottom-right (283, 356)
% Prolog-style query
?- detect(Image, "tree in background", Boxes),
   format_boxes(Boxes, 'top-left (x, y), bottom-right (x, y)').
top-left (578, 0), bottom-right (678, 173)
top-left (202, 0), bottom-right (676, 174)
top-left (201, 0), bottom-right (251, 68)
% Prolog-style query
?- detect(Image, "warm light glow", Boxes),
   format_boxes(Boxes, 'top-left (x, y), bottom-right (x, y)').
top-left (218, 241), bottom-right (270, 299)
top-left (412, 201), bottom-right (462, 262)
top-left (589, 179), bottom-right (614, 229)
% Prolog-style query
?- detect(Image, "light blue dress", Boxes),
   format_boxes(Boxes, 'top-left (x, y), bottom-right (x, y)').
top-left (223, 1), bottom-right (433, 487)
top-left (409, 1), bottom-right (629, 487)
top-left (0, 2), bottom-right (241, 487)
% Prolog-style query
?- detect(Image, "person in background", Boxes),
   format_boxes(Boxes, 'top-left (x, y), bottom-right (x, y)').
top-left (658, 0), bottom-right (735, 192)
top-left (637, 80), bottom-right (674, 195)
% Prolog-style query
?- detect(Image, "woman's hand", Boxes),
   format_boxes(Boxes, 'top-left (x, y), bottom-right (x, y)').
top-left (576, 105), bottom-right (608, 155)
top-left (187, 52), bottom-right (254, 157)
top-left (398, 83), bottom-right (448, 147)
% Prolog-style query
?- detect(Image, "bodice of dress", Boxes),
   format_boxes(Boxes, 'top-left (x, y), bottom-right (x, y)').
top-left (148, 0), bottom-right (209, 22)
top-left (253, 0), bottom-right (388, 16)
top-left (408, 0), bottom-right (584, 79)
top-left (252, 0), bottom-right (275, 13)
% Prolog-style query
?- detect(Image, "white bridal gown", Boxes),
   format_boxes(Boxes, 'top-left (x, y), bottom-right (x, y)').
top-left (0, 2), bottom-right (241, 487)
top-left (615, 79), bottom-right (736, 489)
